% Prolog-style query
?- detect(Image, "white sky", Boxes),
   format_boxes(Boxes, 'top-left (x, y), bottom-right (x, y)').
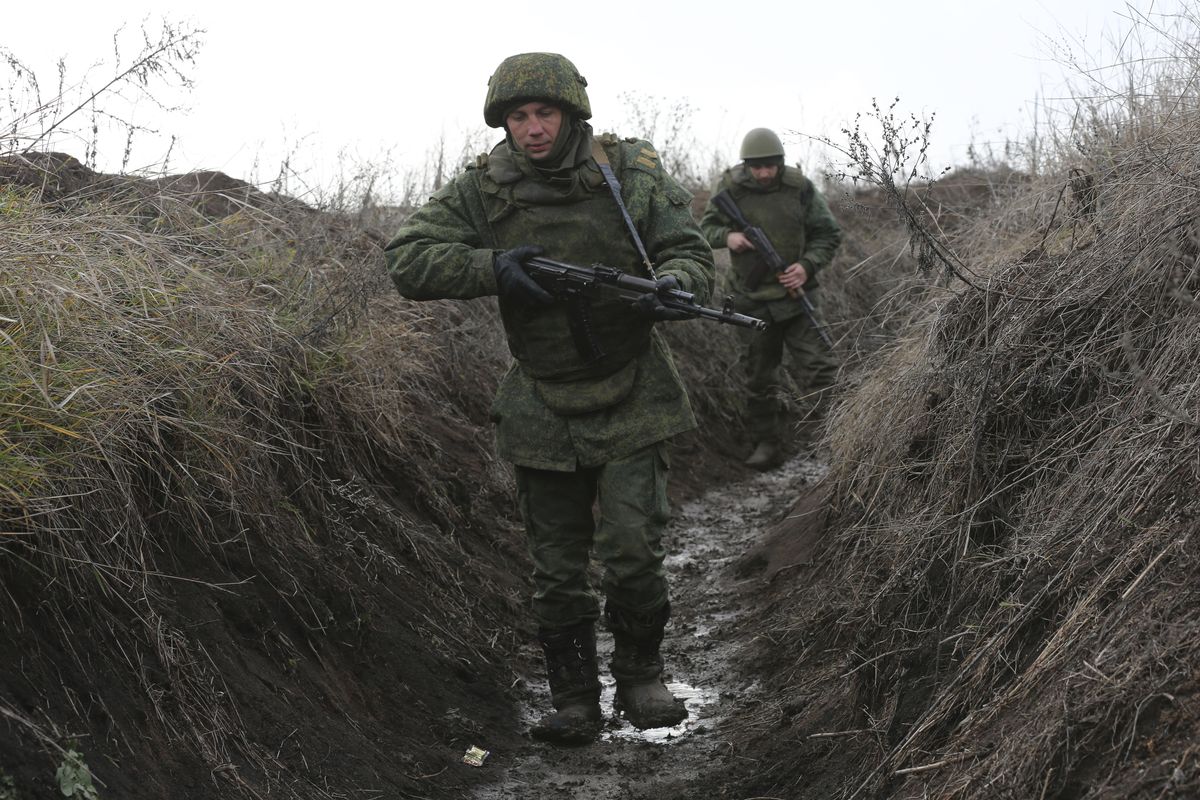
top-left (1, 0), bottom-right (1188, 199)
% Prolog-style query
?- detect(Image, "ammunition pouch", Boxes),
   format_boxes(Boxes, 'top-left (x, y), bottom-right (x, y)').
top-left (534, 356), bottom-right (639, 415)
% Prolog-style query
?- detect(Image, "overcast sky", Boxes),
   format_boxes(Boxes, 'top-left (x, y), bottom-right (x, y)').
top-left (1, 0), bottom-right (1187, 199)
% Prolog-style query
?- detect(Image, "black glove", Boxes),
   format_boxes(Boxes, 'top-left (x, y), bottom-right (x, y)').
top-left (635, 274), bottom-right (692, 321)
top-left (493, 245), bottom-right (554, 306)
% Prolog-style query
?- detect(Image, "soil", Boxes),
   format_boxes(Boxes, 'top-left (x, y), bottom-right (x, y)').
top-left (9, 153), bottom-right (1193, 800)
top-left (0, 421), bottom-right (829, 800)
top-left (0, 155), bottom-right (841, 799)
top-left (468, 450), bottom-right (829, 800)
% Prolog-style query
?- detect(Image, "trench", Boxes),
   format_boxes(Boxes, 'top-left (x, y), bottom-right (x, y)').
top-left (470, 452), bottom-right (828, 799)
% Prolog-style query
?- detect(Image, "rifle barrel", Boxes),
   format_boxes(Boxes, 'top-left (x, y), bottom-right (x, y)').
top-left (524, 255), bottom-right (766, 331)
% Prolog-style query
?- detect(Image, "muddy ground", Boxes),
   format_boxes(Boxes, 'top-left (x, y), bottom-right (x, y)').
top-left (0, 155), bottom-right (838, 800)
top-left (467, 451), bottom-right (828, 800)
top-left (9, 149), bottom-right (1195, 799)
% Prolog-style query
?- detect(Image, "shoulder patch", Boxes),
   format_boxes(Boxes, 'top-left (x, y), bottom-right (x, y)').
top-left (635, 147), bottom-right (659, 170)
top-left (620, 138), bottom-right (662, 176)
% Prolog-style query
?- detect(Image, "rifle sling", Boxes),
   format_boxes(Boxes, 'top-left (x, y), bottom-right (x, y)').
top-left (591, 138), bottom-right (658, 280)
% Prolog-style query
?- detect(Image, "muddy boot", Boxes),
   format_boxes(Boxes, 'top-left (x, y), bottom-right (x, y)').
top-left (744, 440), bottom-right (782, 471)
top-left (605, 603), bottom-right (687, 730)
top-left (530, 622), bottom-right (603, 745)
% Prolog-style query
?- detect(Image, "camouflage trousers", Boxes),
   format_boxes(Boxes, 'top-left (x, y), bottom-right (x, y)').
top-left (741, 290), bottom-right (839, 442)
top-left (514, 443), bottom-right (671, 630)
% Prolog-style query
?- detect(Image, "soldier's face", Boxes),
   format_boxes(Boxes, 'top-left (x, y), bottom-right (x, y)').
top-left (506, 102), bottom-right (564, 161)
top-left (749, 164), bottom-right (780, 186)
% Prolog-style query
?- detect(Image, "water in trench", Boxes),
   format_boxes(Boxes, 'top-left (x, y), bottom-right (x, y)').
top-left (472, 452), bottom-right (827, 798)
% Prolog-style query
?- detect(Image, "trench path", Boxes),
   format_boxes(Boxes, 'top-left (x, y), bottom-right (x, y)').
top-left (472, 452), bottom-right (827, 800)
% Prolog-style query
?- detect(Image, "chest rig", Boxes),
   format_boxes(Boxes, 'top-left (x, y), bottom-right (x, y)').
top-left (477, 139), bottom-right (655, 383)
top-left (726, 166), bottom-right (814, 290)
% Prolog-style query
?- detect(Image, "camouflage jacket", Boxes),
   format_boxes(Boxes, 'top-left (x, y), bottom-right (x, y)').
top-left (384, 133), bottom-right (715, 471)
top-left (700, 164), bottom-right (841, 322)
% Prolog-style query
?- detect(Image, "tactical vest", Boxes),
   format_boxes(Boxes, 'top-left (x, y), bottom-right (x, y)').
top-left (724, 165), bottom-right (816, 297)
top-left (476, 139), bottom-right (653, 383)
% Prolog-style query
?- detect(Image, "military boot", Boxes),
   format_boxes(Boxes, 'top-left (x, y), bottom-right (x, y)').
top-left (605, 602), bottom-right (687, 730)
top-left (530, 622), bottom-right (603, 745)
top-left (744, 440), bottom-right (782, 471)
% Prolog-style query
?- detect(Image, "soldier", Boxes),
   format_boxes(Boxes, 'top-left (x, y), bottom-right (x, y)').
top-left (700, 127), bottom-right (843, 470)
top-left (384, 53), bottom-right (714, 745)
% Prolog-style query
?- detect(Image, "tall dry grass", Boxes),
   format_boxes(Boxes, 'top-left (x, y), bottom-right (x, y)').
top-left (725, 6), bottom-right (1200, 800)
top-left (0, 160), bottom-right (526, 797)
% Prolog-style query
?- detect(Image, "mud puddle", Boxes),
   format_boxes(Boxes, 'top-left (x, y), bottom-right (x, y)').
top-left (471, 451), bottom-right (827, 800)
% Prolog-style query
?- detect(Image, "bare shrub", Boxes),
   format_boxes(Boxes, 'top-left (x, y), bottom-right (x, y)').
top-left (1, 20), bottom-right (202, 171)
top-left (615, 90), bottom-right (728, 194)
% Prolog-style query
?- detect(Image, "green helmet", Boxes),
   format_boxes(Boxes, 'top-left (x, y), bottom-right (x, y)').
top-left (740, 128), bottom-right (785, 160)
top-left (484, 52), bottom-right (591, 128)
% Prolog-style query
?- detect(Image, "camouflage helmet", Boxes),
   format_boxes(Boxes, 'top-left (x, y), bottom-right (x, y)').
top-left (739, 127), bottom-right (785, 160)
top-left (484, 52), bottom-right (591, 128)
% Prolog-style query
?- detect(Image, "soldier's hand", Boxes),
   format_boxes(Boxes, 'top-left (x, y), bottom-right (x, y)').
top-left (726, 231), bottom-right (755, 253)
top-left (493, 245), bottom-right (554, 306)
top-left (779, 262), bottom-right (808, 291)
top-left (635, 274), bottom-right (692, 321)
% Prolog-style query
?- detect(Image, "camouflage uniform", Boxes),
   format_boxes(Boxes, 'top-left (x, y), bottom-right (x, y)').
top-left (385, 53), bottom-right (712, 740)
top-left (388, 130), bottom-right (711, 622)
top-left (700, 158), bottom-right (842, 451)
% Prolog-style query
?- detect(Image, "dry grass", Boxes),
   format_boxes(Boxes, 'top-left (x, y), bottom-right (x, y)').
top-left (728, 8), bottom-right (1200, 799)
top-left (0, 139), bottom-right (777, 795)
top-left (0, 160), bottom-right (525, 797)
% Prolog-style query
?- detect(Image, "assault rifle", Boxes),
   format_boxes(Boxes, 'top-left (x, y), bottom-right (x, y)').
top-left (710, 190), bottom-right (835, 349)
top-left (524, 256), bottom-right (767, 331)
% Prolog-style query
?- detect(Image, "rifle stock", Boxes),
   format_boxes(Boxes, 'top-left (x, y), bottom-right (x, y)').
top-left (711, 190), bottom-right (835, 349)
top-left (524, 256), bottom-right (767, 331)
